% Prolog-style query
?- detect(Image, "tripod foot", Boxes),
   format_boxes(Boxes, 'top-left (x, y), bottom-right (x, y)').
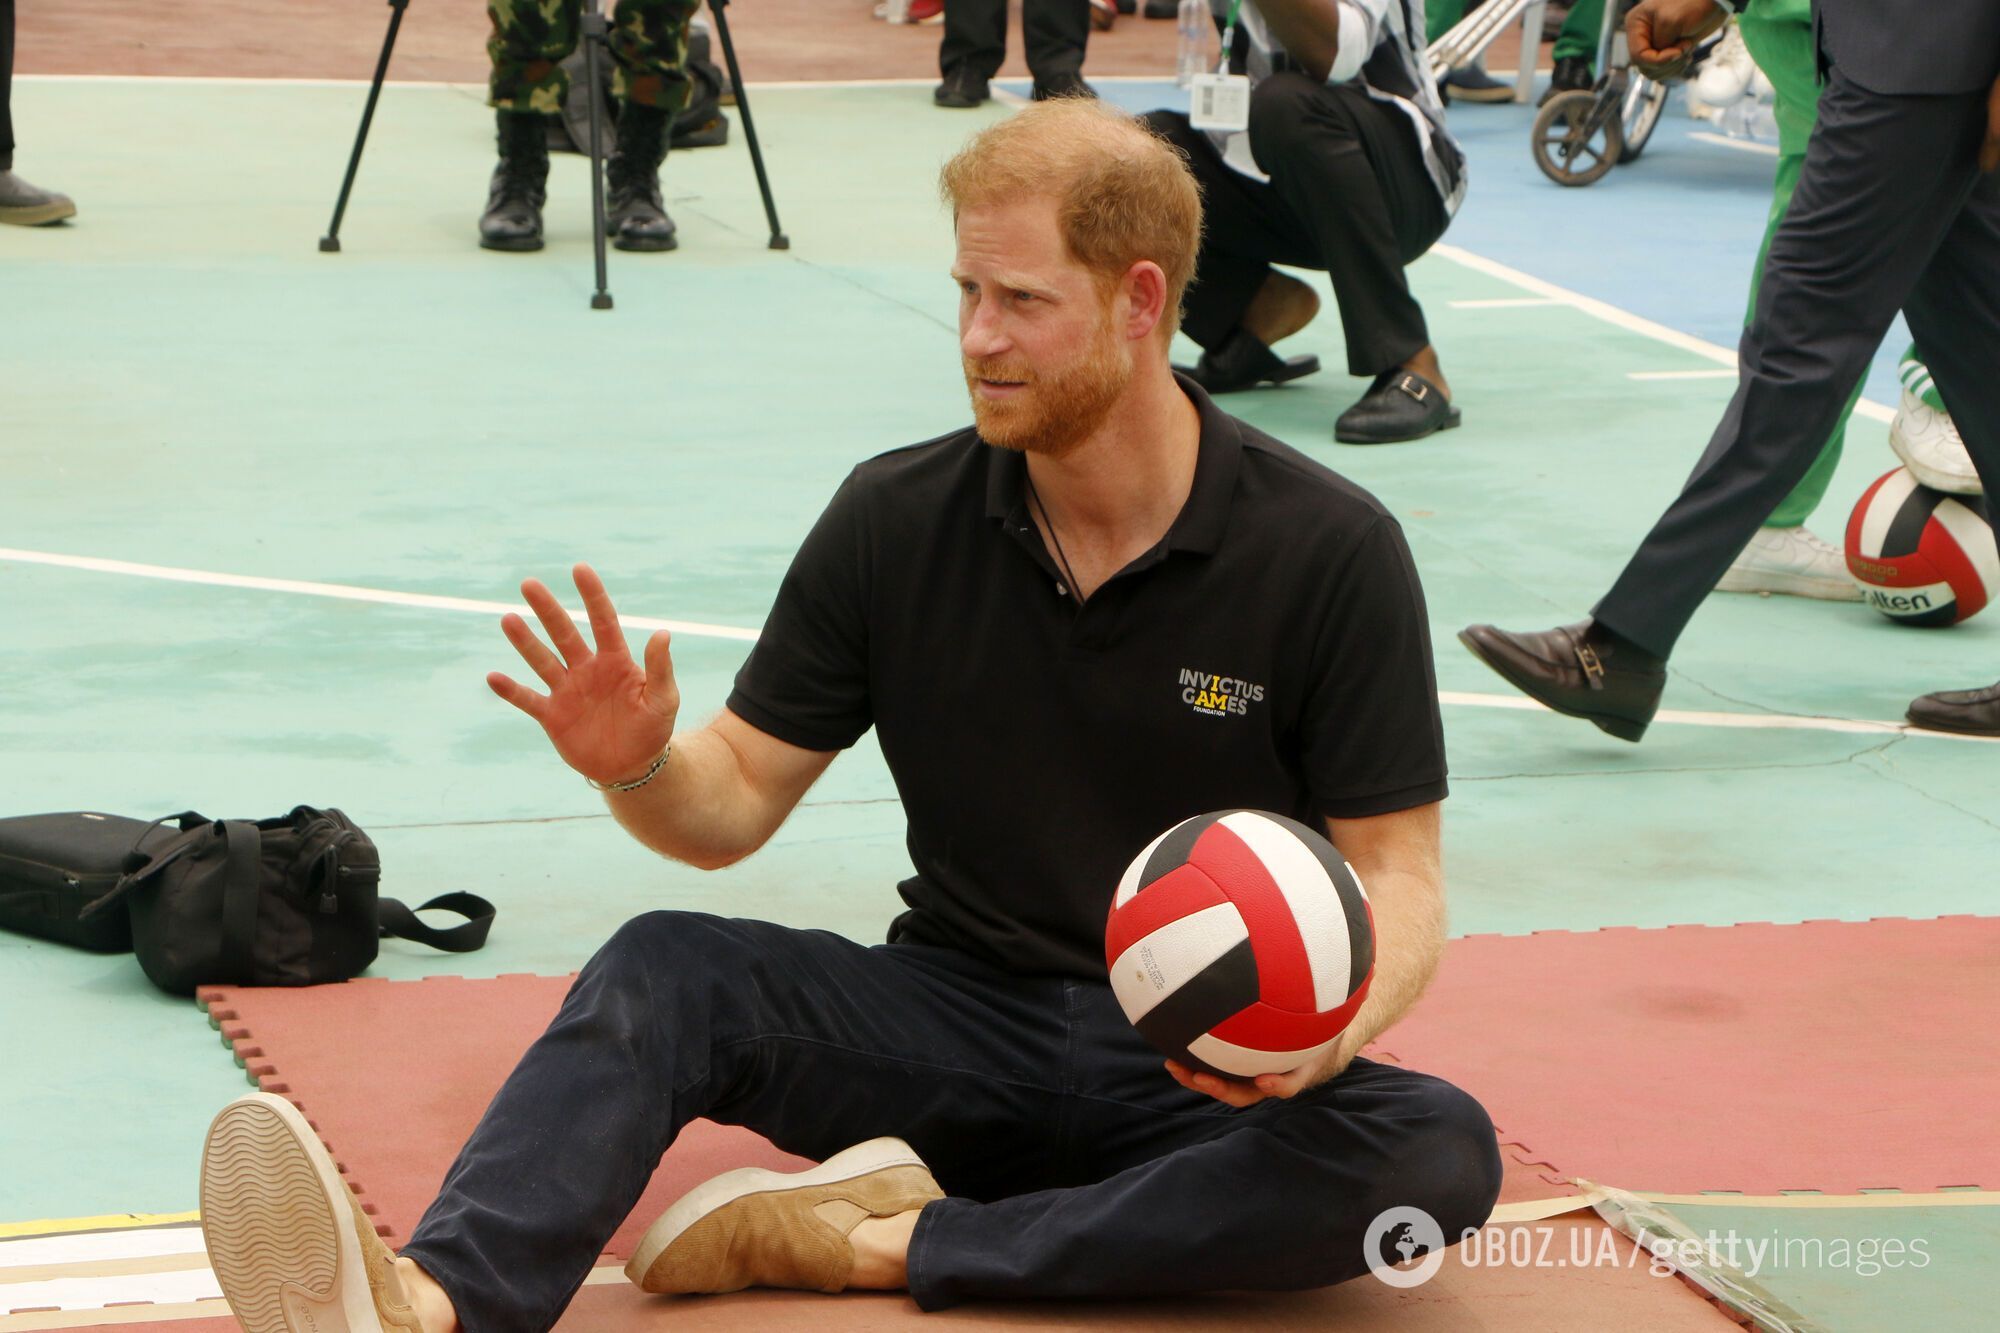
top-left (591, 293), bottom-right (615, 310)
top-left (319, 236), bottom-right (343, 253)
top-left (768, 234), bottom-right (791, 251)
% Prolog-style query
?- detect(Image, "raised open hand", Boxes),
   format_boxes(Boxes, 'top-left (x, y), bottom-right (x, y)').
top-left (487, 564), bottom-right (680, 787)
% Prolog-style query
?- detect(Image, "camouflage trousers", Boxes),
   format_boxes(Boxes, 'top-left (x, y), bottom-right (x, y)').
top-left (488, 0), bottom-right (700, 115)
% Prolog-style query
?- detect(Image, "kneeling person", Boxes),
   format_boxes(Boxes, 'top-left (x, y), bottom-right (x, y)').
top-left (1147, 0), bottom-right (1466, 444)
top-left (199, 99), bottom-right (1499, 1332)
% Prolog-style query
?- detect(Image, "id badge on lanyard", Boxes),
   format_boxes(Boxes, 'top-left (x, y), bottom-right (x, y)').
top-left (1187, 0), bottom-right (1252, 132)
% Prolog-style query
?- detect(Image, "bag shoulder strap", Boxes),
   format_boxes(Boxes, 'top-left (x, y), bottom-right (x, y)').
top-left (77, 812), bottom-right (211, 920)
top-left (216, 821), bottom-right (265, 982)
top-left (376, 892), bottom-right (496, 954)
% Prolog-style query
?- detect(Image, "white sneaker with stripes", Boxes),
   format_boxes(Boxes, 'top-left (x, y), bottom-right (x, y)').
top-left (1717, 525), bottom-right (1860, 601)
top-left (1890, 349), bottom-right (1981, 496)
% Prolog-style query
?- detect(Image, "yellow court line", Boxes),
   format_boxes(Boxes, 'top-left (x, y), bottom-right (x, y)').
top-left (0, 1256), bottom-right (210, 1287)
top-left (0, 1217), bottom-right (197, 1243)
top-left (1635, 1189), bottom-right (1999, 1210)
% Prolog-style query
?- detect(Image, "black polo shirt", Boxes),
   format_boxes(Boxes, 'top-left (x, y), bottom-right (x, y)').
top-left (726, 377), bottom-right (1447, 979)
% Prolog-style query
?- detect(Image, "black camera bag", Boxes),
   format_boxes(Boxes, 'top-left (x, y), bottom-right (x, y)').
top-left (0, 811), bottom-right (180, 952)
top-left (62, 807), bottom-right (494, 995)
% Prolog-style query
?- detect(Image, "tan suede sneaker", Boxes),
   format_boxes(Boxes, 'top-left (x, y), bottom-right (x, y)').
top-left (200, 1092), bottom-right (425, 1333)
top-left (625, 1136), bottom-right (944, 1296)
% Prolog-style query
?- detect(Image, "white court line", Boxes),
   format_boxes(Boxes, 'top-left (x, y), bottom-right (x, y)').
top-left (0, 1229), bottom-right (204, 1269)
top-left (1689, 130), bottom-right (1781, 157)
top-left (1628, 369), bottom-right (1739, 380)
top-left (0, 549), bottom-right (760, 643)
top-left (1440, 691), bottom-right (1999, 745)
top-left (1427, 243), bottom-right (1896, 424)
top-left (1448, 297), bottom-right (1565, 309)
top-left (4, 549), bottom-right (1988, 744)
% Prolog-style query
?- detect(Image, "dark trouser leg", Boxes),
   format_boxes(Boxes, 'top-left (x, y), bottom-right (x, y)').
top-left (1594, 72), bottom-right (1992, 658)
top-left (939, 0), bottom-right (1007, 80)
top-left (907, 984), bottom-right (1502, 1308)
top-left (399, 914), bottom-right (1073, 1333)
top-left (1902, 169), bottom-right (2000, 500)
top-left (608, 0), bottom-right (698, 116)
top-left (1022, 0), bottom-right (1090, 83)
top-left (1247, 73), bottom-right (1446, 377)
top-left (1141, 110), bottom-right (1321, 350)
top-left (1, 0), bottom-right (16, 162)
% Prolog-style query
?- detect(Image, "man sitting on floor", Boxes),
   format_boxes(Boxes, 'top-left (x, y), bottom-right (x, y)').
top-left (196, 99), bottom-right (1499, 1332)
top-left (1146, 0), bottom-right (1467, 444)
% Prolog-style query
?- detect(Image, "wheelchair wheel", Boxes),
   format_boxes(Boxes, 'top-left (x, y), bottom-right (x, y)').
top-left (1532, 90), bottom-right (1624, 187)
top-left (1617, 76), bottom-right (1669, 164)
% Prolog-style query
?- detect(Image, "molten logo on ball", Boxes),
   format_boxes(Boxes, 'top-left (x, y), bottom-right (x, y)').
top-left (1845, 467), bottom-right (1998, 626)
top-left (1105, 810), bottom-right (1374, 1079)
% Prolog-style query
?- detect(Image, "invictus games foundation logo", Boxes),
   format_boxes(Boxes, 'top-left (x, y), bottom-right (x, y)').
top-left (1178, 667), bottom-right (1266, 718)
top-left (1364, 1206), bottom-right (1446, 1288)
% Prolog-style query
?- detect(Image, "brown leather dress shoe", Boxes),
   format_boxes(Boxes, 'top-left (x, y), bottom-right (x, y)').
top-left (1906, 681), bottom-right (2000, 736)
top-left (1457, 620), bottom-right (1666, 742)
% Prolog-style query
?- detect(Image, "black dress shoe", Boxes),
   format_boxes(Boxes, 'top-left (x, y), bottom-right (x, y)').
top-left (1907, 681), bottom-right (2000, 736)
top-left (1032, 70), bottom-right (1097, 101)
top-left (1334, 370), bottom-right (1460, 444)
top-left (1173, 327), bottom-right (1321, 394)
top-left (935, 65), bottom-right (990, 108)
top-left (1457, 620), bottom-right (1666, 742)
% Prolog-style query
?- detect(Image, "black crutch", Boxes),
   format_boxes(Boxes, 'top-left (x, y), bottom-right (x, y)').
top-left (706, 0), bottom-right (789, 250)
top-left (320, 0), bottom-right (410, 253)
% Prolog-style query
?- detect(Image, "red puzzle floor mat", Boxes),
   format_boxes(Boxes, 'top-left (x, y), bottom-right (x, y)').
top-left (164, 975), bottom-right (1735, 1332)
top-left (1371, 915), bottom-right (2000, 1195)
top-left (199, 975), bottom-right (812, 1261)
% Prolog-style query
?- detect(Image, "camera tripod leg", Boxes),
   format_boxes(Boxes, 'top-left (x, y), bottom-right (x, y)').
top-left (707, 0), bottom-right (789, 250)
top-left (582, 0), bottom-right (615, 309)
top-left (321, 0), bottom-right (411, 253)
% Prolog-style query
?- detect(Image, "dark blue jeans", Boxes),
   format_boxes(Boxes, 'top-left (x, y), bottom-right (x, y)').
top-left (401, 912), bottom-right (1501, 1332)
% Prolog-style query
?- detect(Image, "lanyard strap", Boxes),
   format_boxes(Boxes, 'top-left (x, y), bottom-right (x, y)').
top-left (1217, 0), bottom-right (1248, 76)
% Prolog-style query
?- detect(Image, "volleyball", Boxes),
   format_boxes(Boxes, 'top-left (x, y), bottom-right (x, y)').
top-left (1105, 810), bottom-right (1374, 1079)
top-left (1845, 467), bottom-right (1999, 626)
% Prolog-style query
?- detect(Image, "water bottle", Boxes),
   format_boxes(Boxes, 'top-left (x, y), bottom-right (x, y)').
top-left (1176, 0), bottom-right (1210, 90)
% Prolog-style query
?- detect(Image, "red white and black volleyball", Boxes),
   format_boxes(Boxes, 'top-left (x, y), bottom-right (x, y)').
top-left (1105, 810), bottom-right (1374, 1079)
top-left (1846, 467), bottom-right (1998, 626)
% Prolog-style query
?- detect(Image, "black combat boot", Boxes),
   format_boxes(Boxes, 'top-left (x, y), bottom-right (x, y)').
top-left (479, 111), bottom-right (549, 252)
top-left (607, 102), bottom-right (677, 253)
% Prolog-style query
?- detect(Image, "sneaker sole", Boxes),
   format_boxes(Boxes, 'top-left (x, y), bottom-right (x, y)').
top-left (201, 1093), bottom-right (385, 1333)
top-left (1456, 628), bottom-right (1652, 742)
top-left (0, 200), bottom-right (77, 226)
top-left (1713, 568), bottom-right (1862, 600)
top-left (623, 1136), bottom-right (928, 1289)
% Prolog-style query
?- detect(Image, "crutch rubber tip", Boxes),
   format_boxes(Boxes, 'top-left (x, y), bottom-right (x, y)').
top-left (318, 237), bottom-right (342, 253)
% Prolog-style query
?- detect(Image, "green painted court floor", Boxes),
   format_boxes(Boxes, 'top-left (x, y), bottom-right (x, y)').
top-left (1, 81), bottom-right (1994, 1322)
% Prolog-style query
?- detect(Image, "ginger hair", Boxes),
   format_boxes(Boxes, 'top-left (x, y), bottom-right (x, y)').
top-left (939, 98), bottom-right (1203, 337)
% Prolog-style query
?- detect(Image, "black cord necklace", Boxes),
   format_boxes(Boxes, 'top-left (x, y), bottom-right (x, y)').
top-left (1025, 474), bottom-right (1083, 601)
